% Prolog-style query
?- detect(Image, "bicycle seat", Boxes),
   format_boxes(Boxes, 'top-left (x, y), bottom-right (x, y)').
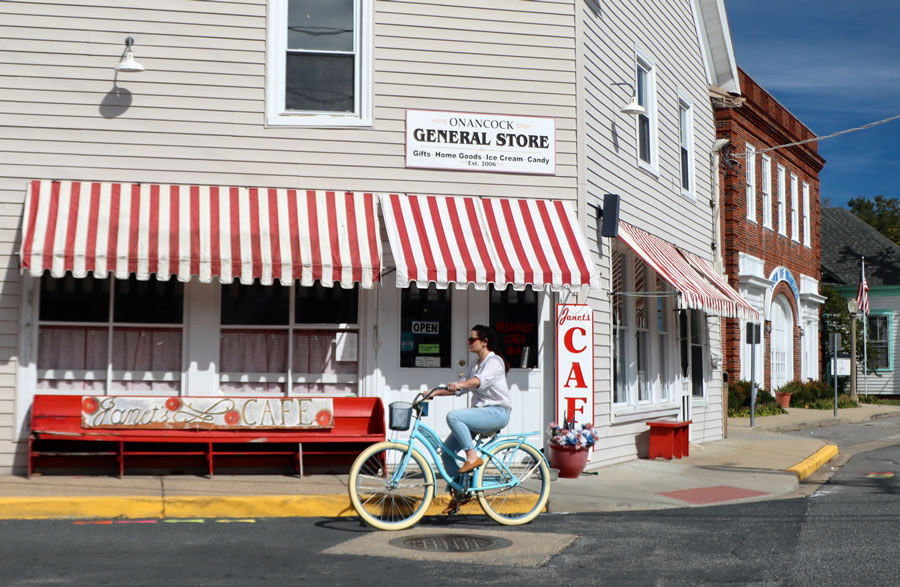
top-left (475, 430), bottom-right (501, 443)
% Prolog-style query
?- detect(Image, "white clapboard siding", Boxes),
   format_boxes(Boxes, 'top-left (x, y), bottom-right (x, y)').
top-left (581, 0), bottom-right (724, 455)
top-left (0, 0), bottom-right (579, 471)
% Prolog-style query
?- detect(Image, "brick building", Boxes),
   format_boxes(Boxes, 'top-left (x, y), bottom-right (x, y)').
top-left (715, 68), bottom-right (826, 393)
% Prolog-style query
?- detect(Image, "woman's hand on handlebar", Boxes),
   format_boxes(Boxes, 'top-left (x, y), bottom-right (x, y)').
top-left (427, 385), bottom-right (452, 398)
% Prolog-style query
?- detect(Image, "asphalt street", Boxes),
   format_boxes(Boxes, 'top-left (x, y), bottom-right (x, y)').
top-left (0, 418), bottom-right (897, 586)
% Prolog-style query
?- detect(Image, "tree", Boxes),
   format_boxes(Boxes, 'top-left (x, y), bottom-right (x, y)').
top-left (820, 285), bottom-right (881, 377)
top-left (847, 195), bottom-right (900, 245)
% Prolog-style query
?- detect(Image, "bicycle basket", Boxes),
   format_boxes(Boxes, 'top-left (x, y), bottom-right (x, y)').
top-left (388, 401), bottom-right (413, 431)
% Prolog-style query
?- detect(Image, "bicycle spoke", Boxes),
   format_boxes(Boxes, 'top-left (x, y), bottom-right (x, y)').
top-left (475, 442), bottom-right (550, 525)
top-left (349, 443), bottom-right (435, 530)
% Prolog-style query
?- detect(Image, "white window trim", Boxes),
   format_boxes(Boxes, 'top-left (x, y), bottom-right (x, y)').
top-left (635, 48), bottom-right (658, 175)
top-left (802, 181), bottom-right (811, 247)
top-left (745, 143), bottom-right (756, 222)
top-left (790, 173), bottom-right (800, 242)
top-left (678, 93), bottom-right (695, 200)
top-left (761, 155), bottom-right (772, 229)
top-left (265, 0), bottom-right (373, 127)
top-left (777, 164), bottom-right (787, 236)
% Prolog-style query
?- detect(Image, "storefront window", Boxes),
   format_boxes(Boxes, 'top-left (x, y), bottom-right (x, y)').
top-left (612, 250), bottom-right (626, 403)
top-left (37, 274), bottom-right (183, 393)
top-left (679, 309), bottom-right (705, 398)
top-left (656, 275), bottom-right (671, 402)
top-left (490, 286), bottom-right (538, 369)
top-left (634, 258), bottom-right (649, 402)
top-left (220, 281), bottom-right (359, 395)
top-left (400, 284), bottom-right (451, 368)
top-left (221, 282), bottom-right (289, 325)
top-left (296, 285), bottom-right (358, 324)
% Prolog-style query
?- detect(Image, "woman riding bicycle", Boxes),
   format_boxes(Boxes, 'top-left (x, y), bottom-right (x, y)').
top-left (432, 324), bottom-right (511, 514)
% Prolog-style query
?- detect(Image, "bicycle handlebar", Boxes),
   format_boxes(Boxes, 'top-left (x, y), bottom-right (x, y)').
top-left (413, 385), bottom-right (449, 407)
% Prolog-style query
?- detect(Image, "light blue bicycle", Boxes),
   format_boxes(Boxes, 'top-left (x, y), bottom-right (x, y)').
top-left (348, 386), bottom-right (551, 530)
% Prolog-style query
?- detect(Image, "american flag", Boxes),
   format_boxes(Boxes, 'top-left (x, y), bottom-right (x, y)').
top-left (857, 258), bottom-right (870, 316)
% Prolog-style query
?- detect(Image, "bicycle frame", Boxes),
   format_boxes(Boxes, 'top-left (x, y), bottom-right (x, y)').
top-left (391, 407), bottom-right (545, 495)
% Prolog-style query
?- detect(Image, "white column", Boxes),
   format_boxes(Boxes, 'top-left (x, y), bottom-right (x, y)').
top-left (183, 281), bottom-right (221, 395)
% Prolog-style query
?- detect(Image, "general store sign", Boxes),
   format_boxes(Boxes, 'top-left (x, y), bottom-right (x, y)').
top-left (555, 305), bottom-right (594, 426)
top-left (406, 109), bottom-right (555, 175)
top-left (81, 396), bottom-right (334, 429)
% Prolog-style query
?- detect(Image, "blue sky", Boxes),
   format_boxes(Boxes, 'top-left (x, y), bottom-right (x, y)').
top-left (726, 0), bottom-right (900, 209)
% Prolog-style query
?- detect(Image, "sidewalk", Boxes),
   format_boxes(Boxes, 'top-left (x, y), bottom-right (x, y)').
top-left (2, 404), bottom-right (898, 520)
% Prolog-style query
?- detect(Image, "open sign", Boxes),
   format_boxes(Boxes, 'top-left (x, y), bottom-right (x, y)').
top-left (411, 321), bottom-right (440, 334)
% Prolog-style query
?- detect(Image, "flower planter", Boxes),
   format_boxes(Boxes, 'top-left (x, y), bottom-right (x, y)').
top-left (775, 392), bottom-right (791, 409)
top-left (548, 444), bottom-right (589, 478)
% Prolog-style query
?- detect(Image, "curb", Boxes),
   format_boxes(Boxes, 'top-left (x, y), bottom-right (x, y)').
top-left (751, 409), bottom-right (900, 434)
top-left (0, 494), bottom-right (537, 521)
top-left (786, 444), bottom-right (839, 480)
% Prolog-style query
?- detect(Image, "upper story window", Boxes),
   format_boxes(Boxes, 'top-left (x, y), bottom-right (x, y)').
top-left (777, 164), bottom-right (787, 236)
top-left (802, 182), bottom-right (811, 247)
top-left (635, 50), bottom-right (657, 173)
top-left (790, 173), bottom-right (800, 242)
top-left (745, 144), bottom-right (756, 222)
top-left (678, 96), bottom-right (694, 198)
top-left (761, 155), bottom-right (772, 229)
top-left (266, 0), bottom-right (372, 127)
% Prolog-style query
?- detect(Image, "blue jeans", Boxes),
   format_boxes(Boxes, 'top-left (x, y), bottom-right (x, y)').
top-left (441, 406), bottom-right (510, 478)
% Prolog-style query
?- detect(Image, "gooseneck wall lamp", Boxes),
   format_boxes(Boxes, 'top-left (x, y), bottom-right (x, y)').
top-left (609, 82), bottom-right (645, 116)
top-left (115, 36), bottom-right (145, 73)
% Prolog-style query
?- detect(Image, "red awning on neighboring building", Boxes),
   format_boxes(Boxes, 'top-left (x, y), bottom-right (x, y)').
top-left (20, 180), bottom-right (382, 288)
top-left (379, 193), bottom-right (601, 291)
top-left (617, 220), bottom-right (759, 322)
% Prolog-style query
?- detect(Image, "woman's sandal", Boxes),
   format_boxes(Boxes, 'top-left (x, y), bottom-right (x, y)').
top-left (442, 492), bottom-right (473, 515)
top-left (458, 458), bottom-right (484, 474)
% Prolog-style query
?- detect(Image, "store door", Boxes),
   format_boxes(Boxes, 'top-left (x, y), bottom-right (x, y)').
top-left (371, 283), bottom-right (545, 450)
top-left (770, 296), bottom-right (793, 391)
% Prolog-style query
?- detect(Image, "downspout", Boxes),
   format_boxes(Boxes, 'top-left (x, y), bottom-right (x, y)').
top-left (710, 138), bottom-right (729, 273)
top-left (711, 137), bottom-right (729, 437)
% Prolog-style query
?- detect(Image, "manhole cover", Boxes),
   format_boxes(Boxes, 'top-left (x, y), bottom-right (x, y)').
top-left (389, 534), bottom-right (512, 553)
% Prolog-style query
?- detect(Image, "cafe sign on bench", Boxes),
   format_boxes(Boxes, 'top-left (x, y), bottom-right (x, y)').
top-left (81, 396), bottom-right (335, 430)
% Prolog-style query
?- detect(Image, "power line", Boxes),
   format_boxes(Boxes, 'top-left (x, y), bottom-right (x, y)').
top-left (733, 113), bottom-right (900, 158)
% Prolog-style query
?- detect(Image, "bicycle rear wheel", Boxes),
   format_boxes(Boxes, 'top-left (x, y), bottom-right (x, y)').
top-left (348, 441), bottom-right (435, 531)
top-left (474, 442), bottom-right (550, 525)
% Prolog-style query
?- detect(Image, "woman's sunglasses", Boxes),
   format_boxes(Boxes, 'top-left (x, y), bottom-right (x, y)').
top-left (467, 337), bottom-right (482, 343)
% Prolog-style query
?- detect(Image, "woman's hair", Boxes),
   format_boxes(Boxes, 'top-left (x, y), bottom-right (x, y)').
top-left (471, 324), bottom-right (510, 373)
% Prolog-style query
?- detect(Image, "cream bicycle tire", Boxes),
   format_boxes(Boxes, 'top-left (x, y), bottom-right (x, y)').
top-left (474, 442), bottom-right (550, 525)
top-left (348, 441), bottom-right (435, 531)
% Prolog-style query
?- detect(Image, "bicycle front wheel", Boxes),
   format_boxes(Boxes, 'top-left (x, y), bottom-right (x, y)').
top-left (348, 441), bottom-right (435, 531)
top-left (475, 442), bottom-right (550, 526)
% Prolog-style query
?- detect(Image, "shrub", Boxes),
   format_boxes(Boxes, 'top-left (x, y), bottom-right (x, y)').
top-left (727, 379), bottom-right (779, 417)
top-left (774, 379), bottom-right (835, 406)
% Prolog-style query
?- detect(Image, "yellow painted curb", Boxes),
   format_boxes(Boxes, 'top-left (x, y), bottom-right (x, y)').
top-left (787, 444), bottom-right (839, 480)
top-left (164, 495), bottom-right (359, 519)
top-left (0, 494), bottom-right (543, 520)
top-left (0, 496), bottom-right (162, 520)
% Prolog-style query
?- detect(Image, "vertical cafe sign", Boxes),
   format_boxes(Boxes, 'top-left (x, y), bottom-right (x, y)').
top-left (405, 110), bottom-right (555, 175)
top-left (555, 304), bottom-right (594, 426)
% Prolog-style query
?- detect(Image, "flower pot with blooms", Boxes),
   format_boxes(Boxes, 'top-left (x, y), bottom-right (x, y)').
top-left (547, 417), bottom-right (600, 478)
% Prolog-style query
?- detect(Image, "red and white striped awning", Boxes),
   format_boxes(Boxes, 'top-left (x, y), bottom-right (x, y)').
top-left (617, 221), bottom-right (759, 322)
top-left (20, 180), bottom-right (382, 288)
top-left (379, 193), bottom-right (601, 291)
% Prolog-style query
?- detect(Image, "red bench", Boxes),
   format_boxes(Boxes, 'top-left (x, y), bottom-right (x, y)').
top-left (28, 394), bottom-right (385, 478)
top-left (646, 420), bottom-right (691, 460)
